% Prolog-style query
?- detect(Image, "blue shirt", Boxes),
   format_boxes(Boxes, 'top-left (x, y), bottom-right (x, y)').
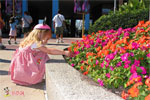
top-left (10, 21), bottom-right (17, 30)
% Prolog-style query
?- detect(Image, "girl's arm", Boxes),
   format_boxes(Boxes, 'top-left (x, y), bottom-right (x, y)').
top-left (38, 46), bottom-right (70, 56)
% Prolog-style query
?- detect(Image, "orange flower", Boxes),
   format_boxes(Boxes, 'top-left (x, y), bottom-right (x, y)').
top-left (133, 82), bottom-right (143, 88)
top-left (80, 66), bottom-right (84, 71)
top-left (123, 38), bottom-right (128, 44)
top-left (96, 46), bottom-right (101, 52)
top-left (115, 39), bottom-right (123, 45)
top-left (74, 48), bottom-right (77, 52)
top-left (128, 87), bottom-right (139, 97)
top-left (68, 47), bottom-right (72, 52)
top-left (126, 80), bottom-right (134, 87)
top-left (86, 52), bottom-right (94, 58)
top-left (146, 27), bottom-right (150, 32)
top-left (102, 45), bottom-right (109, 50)
top-left (134, 77), bottom-right (142, 82)
top-left (145, 78), bottom-right (150, 87)
top-left (104, 50), bottom-right (109, 56)
top-left (128, 44), bottom-right (132, 50)
top-left (145, 94), bottom-right (150, 100)
top-left (97, 51), bottom-right (102, 57)
top-left (110, 44), bottom-right (116, 51)
top-left (121, 91), bottom-right (129, 99)
top-left (107, 40), bottom-right (112, 47)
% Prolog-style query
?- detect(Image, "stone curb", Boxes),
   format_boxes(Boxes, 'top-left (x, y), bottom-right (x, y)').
top-left (45, 45), bottom-right (123, 100)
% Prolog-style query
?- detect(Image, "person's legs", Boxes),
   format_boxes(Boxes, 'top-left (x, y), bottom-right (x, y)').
top-left (0, 36), bottom-right (2, 45)
top-left (14, 36), bottom-right (17, 44)
top-left (8, 36), bottom-right (12, 45)
top-left (60, 34), bottom-right (64, 43)
top-left (22, 27), bottom-right (29, 37)
top-left (55, 27), bottom-right (60, 43)
top-left (0, 29), bottom-right (6, 49)
top-left (0, 29), bottom-right (2, 45)
top-left (60, 27), bottom-right (64, 43)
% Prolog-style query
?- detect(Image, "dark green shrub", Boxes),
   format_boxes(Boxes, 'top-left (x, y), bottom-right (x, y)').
top-left (89, 9), bottom-right (149, 33)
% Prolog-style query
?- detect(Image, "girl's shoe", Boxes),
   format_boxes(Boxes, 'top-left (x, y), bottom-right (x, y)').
top-left (8, 40), bottom-right (11, 45)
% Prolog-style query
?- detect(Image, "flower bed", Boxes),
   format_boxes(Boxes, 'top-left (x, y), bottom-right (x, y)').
top-left (66, 21), bottom-right (150, 100)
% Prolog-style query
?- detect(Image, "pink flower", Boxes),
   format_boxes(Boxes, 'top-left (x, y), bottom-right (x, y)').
top-left (130, 64), bottom-right (137, 73)
top-left (108, 53), bottom-right (115, 60)
top-left (94, 43), bottom-right (98, 47)
top-left (132, 42), bottom-right (139, 50)
top-left (121, 53), bottom-right (129, 62)
top-left (134, 60), bottom-right (140, 67)
top-left (86, 44), bottom-right (91, 48)
top-left (116, 62), bottom-right (122, 67)
top-left (97, 78), bottom-right (104, 86)
top-left (106, 73), bottom-right (110, 78)
top-left (74, 51), bottom-right (80, 55)
top-left (71, 64), bottom-right (75, 67)
top-left (129, 73), bottom-right (142, 82)
top-left (124, 32), bottom-right (129, 37)
top-left (130, 52), bottom-right (134, 57)
top-left (101, 62), bottom-right (104, 68)
top-left (110, 66), bottom-right (114, 71)
top-left (105, 62), bottom-right (109, 68)
top-left (125, 60), bottom-right (131, 65)
top-left (124, 64), bottom-right (129, 68)
top-left (147, 53), bottom-right (150, 58)
top-left (96, 60), bottom-right (99, 65)
top-left (140, 66), bottom-right (147, 74)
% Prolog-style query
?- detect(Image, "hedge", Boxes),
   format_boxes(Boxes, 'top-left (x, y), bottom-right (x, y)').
top-left (89, 9), bottom-right (149, 33)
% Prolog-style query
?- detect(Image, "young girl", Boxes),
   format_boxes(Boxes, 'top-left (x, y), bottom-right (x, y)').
top-left (8, 17), bottom-right (17, 44)
top-left (9, 24), bottom-right (70, 85)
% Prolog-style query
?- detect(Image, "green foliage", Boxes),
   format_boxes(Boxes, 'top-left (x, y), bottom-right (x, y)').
top-left (89, 9), bottom-right (148, 33)
top-left (119, 0), bottom-right (146, 12)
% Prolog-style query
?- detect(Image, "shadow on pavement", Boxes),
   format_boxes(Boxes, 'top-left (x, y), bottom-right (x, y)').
top-left (0, 58), bottom-right (11, 63)
top-left (4, 48), bottom-right (16, 51)
top-left (47, 43), bottom-right (70, 46)
top-left (0, 70), bottom-right (8, 75)
top-left (47, 59), bottom-right (66, 63)
top-left (16, 79), bottom-right (45, 90)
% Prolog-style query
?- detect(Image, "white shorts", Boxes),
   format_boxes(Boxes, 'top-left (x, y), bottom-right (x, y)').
top-left (0, 29), bottom-right (2, 37)
top-left (9, 29), bottom-right (17, 36)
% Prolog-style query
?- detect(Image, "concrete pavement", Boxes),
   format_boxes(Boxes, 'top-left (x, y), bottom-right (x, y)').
top-left (0, 38), bottom-right (81, 100)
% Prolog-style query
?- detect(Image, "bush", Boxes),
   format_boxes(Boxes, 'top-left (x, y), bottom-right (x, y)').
top-left (89, 9), bottom-right (149, 33)
top-left (67, 20), bottom-right (150, 100)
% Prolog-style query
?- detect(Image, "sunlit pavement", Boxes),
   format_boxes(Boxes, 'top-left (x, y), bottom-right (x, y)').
top-left (0, 37), bottom-right (81, 100)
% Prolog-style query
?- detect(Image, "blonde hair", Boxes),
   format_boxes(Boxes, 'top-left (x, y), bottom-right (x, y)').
top-left (20, 29), bottom-right (51, 48)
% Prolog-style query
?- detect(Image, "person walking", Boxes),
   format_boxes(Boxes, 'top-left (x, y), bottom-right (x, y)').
top-left (53, 10), bottom-right (65, 43)
top-left (22, 11), bottom-right (32, 37)
top-left (8, 17), bottom-right (17, 44)
top-left (0, 16), bottom-right (5, 49)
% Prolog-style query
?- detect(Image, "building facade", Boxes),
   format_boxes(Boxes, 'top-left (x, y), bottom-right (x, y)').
top-left (1, 0), bottom-right (127, 37)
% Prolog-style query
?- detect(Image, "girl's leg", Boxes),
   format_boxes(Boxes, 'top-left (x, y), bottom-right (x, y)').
top-left (8, 36), bottom-right (12, 45)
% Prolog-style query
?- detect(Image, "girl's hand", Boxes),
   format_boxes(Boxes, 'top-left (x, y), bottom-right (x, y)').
top-left (64, 51), bottom-right (70, 57)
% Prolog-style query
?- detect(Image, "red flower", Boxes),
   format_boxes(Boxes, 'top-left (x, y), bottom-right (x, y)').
top-left (121, 91), bottom-right (129, 99)
top-left (83, 71), bottom-right (88, 75)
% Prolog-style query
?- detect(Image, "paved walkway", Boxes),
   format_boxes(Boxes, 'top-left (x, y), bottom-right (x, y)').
top-left (0, 38), bottom-right (81, 100)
